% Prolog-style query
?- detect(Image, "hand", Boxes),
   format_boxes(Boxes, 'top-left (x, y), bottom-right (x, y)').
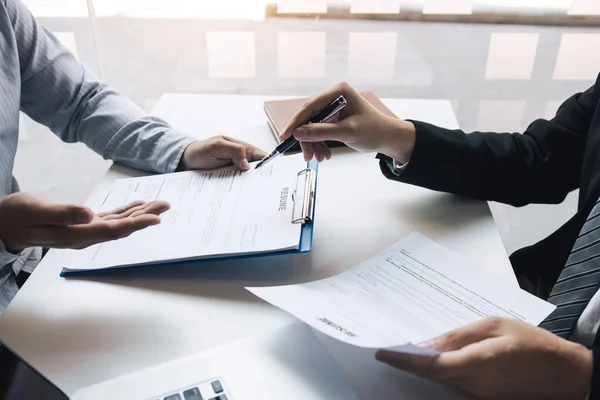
top-left (280, 82), bottom-right (417, 163)
top-left (178, 136), bottom-right (267, 171)
top-left (375, 318), bottom-right (592, 400)
top-left (0, 193), bottom-right (170, 252)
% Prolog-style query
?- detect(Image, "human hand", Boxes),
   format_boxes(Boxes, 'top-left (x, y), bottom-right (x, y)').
top-left (178, 136), bottom-right (267, 171)
top-left (280, 82), bottom-right (417, 163)
top-left (375, 318), bottom-right (592, 400)
top-left (0, 193), bottom-right (170, 252)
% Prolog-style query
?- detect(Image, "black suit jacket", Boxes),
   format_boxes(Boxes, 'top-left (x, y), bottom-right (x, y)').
top-left (378, 72), bottom-right (600, 397)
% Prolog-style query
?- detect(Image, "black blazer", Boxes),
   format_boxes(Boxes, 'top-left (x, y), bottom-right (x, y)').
top-left (378, 72), bottom-right (600, 396)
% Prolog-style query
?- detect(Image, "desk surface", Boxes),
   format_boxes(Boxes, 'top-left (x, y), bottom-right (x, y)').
top-left (0, 94), bottom-right (514, 399)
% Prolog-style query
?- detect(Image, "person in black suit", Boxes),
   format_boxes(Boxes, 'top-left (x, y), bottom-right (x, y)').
top-left (279, 78), bottom-right (600, 399)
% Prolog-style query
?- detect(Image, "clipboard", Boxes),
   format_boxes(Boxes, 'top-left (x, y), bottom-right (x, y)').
top-left (60, 159), bottom-right (318, 277)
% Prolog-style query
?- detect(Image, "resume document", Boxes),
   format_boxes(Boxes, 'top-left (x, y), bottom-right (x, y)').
top-left (248, 233), bottom-right (555, 354)
top-left (63, 154), bottom-right (308, 273)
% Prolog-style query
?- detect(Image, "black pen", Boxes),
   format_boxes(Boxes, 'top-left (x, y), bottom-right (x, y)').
top-left (255, 95), bottom-right (347, 169)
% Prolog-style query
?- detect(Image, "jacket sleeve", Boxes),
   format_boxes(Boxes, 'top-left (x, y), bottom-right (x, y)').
top-left (379, 76), bottom-right (599, 207)
top-left (589, 347), bottom-right (600, 399)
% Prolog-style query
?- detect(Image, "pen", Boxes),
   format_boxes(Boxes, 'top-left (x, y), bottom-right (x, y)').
top-left (255, 95), bottom-right (347, 169)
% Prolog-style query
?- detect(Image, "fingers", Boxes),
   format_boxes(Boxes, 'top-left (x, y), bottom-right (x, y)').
top-left (128, 201), bottom-right (170, 217)
top-left (97, 200), bottom-right (146, 218)
top-left (300, 142), bottom-right (315, 162)
top-left (212, 136), bottom-right (251, 170)
top-left (62, 214), bottom-right (161, 248)
top-left (294, 121), bottom-right (354, 143)
top-left (28, 203), bottom-right (167, 248)
top-left (421, 318), bottom-right (504, 352)
top-left (181, 137), bottom-right (268, 171)
top-left (99, 201), bottom-right (170, 220)
top-left (313, 142), bottom-right (331, 162)
top-left (221, 136), bottom-right (267, 162)
top-left (228, 143), bottom-right (250, 170)
top-left (375, 351), bottom-right (443, 378)
top-left (244, 145), bottom-right (268, 163)
top-left (281, 82), bottom-right (362, 140)
top-left (375, 346), bottom-right (477, 382)
top-left (375, 318), bottom-right (511, 382)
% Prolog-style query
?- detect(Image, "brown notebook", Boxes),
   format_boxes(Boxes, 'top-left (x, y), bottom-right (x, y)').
top-left (263, 91), bottom-right (397, 151)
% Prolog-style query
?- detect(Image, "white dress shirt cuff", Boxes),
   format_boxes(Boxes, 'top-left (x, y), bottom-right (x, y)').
top-left (384, 157), bottom-right (409, 176)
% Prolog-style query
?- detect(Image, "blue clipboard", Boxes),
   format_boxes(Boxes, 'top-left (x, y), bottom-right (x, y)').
top-left (60, 159), bottom-right (318, 277)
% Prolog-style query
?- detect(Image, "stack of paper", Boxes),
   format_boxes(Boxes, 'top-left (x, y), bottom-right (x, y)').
top-left (63, 154), bottom-right (312, 275)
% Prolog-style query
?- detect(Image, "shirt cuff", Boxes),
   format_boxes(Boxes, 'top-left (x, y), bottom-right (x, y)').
top-left (0, 238), bottom-right (19, 270)
top-left (12, 247), bottom-right (42, 275)
top-left (379, 154), bottom-right (410, 177)
top-left (152, 128), bottom-right (195, 174)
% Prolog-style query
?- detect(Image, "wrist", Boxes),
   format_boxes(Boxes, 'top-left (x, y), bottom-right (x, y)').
top-left (379, 119), bottom-right (416, 164)
top-left (0, 233), bottom-right (21, 262)
top-left (176, 142), bottom-right (194, 172)
top-left (567, 342), bottom-right (593, 399)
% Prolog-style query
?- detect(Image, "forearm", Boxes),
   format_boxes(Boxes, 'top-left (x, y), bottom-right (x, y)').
top-left (56, 77), bottom-right (195, 173)
top-left (378, 118), bottom-right (584, 207)
top-left (375, 79), bottom-right (599, 207)
top-left (12, 0), bottom-right (193, 173)
top-left (22, 52), bottom-right (194, 173)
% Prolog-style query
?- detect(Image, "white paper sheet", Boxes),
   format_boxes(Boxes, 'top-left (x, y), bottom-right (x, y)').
top-left (247, 233), bottom-right (555, 352)
top-left (64, 154), bottom-right (308, 271)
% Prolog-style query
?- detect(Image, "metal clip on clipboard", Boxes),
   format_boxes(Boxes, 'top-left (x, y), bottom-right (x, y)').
top-left (291, 168), bottom-right (316, 224)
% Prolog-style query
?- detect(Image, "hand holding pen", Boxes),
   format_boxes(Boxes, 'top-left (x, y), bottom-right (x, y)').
top-left (277, 82), bottom-right (417, 165)
top-left (255, 95), bottom-right (347, 169)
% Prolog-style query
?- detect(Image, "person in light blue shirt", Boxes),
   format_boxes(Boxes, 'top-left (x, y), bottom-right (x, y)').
top-left (0, 0), bottom-right (266, 311)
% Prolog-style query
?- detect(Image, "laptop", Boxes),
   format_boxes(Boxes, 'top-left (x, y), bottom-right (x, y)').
top-left (71, 323), bottom-right (359, 400)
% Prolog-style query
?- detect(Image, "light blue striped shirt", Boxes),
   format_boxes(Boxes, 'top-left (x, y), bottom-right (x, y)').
top-left (0, 0), bottom-right (194, 310)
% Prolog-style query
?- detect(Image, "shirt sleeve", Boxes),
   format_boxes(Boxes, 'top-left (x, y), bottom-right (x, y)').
top-left (381, 155), bottom-right (409, 176)
top-left (0, 238), bottom-right (19, 271)
top-left (6, 0), bottom-right (194, 173)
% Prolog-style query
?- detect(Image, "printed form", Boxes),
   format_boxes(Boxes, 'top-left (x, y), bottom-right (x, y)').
top-left (63, 154), bottom-right (307, 272)
top-left (248, 233), bottom-right (555, 354)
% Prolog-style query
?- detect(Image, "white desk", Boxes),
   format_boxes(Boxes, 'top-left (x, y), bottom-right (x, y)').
top-left (0, 94), bottom-right (514, 399)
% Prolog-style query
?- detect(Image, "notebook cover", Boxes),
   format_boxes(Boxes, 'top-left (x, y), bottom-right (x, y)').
top-left (263, 91), bottom-right (398, 152)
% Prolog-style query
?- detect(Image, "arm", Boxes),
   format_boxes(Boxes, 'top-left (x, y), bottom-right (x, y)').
top-left (280, 81), bottom-right (598, 208)
top-left (380, 82), bottom-right (596, 206)
top-left (7, 0), bottom-right (193, 173)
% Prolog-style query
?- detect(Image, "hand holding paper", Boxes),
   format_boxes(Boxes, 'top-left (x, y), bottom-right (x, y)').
top-left (247, 233), bottom-right (556, 354)
top-left (376, 317), bottom-right (592, 400)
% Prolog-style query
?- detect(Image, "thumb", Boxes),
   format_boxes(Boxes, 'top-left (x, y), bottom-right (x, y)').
top-left (32, 202), bottom-right (94, 226)
top-left (293, 121), bottom-right (352, 143)
top-left (375, 347), bottom-right (473, 381)
top-left (227, 143), bottom-right (250, 170)
top-left (421, 318), bottom-right (503, 352)
top-left (375, 350), bottom-right (439, 374)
